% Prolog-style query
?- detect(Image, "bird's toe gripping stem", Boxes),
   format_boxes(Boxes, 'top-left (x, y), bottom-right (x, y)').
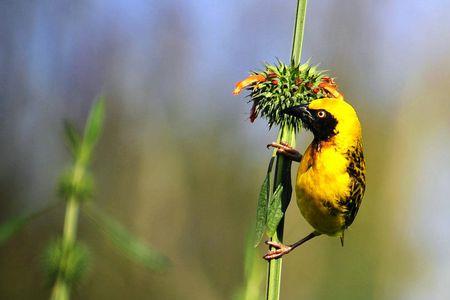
top-left (267, 141), bottom-right (301, 162)
top-left (263, 241), bottom-right (292, 260)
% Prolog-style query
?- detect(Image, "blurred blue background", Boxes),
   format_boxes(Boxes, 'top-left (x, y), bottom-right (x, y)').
top-left (1, 0), bottom-right (450, 299)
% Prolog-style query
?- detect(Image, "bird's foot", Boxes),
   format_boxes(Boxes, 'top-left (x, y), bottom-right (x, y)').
top-left (267, 141), bottom-right (301, 162)
top-left (263, 241), bottom-right (292, 260)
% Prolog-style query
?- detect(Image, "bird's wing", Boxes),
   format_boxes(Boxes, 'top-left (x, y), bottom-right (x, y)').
top-left (342, 143), bottom-right (366, 228)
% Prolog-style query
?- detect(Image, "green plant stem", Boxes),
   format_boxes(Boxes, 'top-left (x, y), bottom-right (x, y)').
top-left (266, 127), bottom-right (295, 300)
top-left (50, 163), bottom-right (85, 300)
top-left (62, 163), bottom-right (84, 247)
top-left (266, 1), bottom-right (308, 299)
top-left (50, 280), bottom-right (69, 300)
top-left (62, 198), bottom-right (80, 247)
top-left (291, 0), bottom-right (308, 64)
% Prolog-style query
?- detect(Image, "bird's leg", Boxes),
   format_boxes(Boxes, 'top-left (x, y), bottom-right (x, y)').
top-left (267, 141), bottom-right (302, 162)
top-left (263, 231), bottom-right (321, 260)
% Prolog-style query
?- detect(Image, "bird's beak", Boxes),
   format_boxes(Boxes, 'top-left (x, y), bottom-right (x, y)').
top-left (282, 104), bottom-right (313, 123)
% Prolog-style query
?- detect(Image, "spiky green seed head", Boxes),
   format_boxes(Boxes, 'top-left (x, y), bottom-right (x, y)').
top-left (235, 60), bottom-right (340, 132)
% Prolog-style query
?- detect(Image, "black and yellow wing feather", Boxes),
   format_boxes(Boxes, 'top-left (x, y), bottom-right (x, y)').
top-left (341, 142), bottom-right (366, 228)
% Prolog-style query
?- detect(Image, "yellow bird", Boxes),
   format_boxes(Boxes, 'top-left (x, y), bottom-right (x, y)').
top-left (264, 97), bottom-right (366, 260)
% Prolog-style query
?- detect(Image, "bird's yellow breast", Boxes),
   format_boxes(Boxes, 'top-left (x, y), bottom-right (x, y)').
top-left (296, 142), bottom-right (351, 235)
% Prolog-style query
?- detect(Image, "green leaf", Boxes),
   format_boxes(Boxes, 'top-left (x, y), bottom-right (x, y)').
top-left (0, 215), bottom-right (29, 246)
top-left (254, 157), bottom-right (276, 246)
top-left (254, 175), bottom-right (269, 247)
top-left (266, 185), bottom-right (284, 238)
top-left (85, 205), bottom-right (170, 271)
top-left (0, 204), bottom-right (58, 247)
top-left (63, 120), bottom-right (81, 156)
top-left (83, 96), bottom-right (105, 149)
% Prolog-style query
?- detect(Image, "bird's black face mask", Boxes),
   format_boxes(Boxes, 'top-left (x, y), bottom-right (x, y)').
top-left (283, 104), bottom-right (338, 141)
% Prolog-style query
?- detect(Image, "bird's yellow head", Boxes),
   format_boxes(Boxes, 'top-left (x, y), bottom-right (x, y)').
top-left (283, 97), bottom-right (362, 142)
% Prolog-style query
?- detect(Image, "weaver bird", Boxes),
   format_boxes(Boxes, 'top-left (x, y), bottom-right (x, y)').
top-left (264, 97), bottom-right (366, 260)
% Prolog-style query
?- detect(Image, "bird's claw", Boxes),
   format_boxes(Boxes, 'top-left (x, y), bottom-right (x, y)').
top-left (267, 141), bottom-right (301, 162)
top-left (263, 240), bottom-right (292, 260)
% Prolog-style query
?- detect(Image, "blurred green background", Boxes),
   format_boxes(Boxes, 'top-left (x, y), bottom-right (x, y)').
top-left (1, 1), bottom-right (450, 299)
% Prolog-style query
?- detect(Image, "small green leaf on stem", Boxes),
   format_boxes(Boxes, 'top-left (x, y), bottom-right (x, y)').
top-left (85, 205), bottom-right (170, 271)
top-left (254, 156), bottom-right (276, 247)
top-left (64, 121), bottom-right (81, 156)
top-left (83, 96), bottom-right (105, 150)
top-left (0, 204), bottom-right (58, 246)
top-left (0, 215), bottom-right (29, 246)
top-left (254, 175), bottom-right (270, 247)
top-left (266, 185), bottom-right (284, 238)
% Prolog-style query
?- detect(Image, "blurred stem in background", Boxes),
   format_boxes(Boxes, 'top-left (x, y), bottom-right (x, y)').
top-left (50, 98), bottom-right (105, 300)
top-left (234, 229), bottom-right (265, 300)
top-left (0, 96), bottom-right (169, 300)
top-left (266, 1), bottom-right (307, 299)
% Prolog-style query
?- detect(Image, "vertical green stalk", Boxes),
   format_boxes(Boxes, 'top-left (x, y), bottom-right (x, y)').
top-left (50, 162), bottom-right (85, 300)
top-left (291, 0), bottom-right (308, 64)
top-left (62, 163), bottom-right (85, 247)
top-left (266, 128), bottom-right (295, 300)
top-left (266, 1), bottom-right (308, 299)
top-left (50, 281), bottom-right (69, 300)
top-left (49, 98), bottom-right (104, 300)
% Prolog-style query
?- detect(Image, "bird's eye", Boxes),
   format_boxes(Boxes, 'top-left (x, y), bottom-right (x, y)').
top-left (317, 110), bottom-right (326, 118)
